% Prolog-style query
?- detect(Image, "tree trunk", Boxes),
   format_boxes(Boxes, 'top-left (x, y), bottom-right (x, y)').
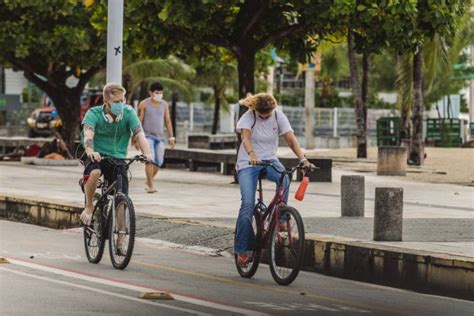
top-left (409, 46), bottom-right (424, 165)
top-left (361, 52), bottom-right (369, 154)
top-left (139, 81), bottom-right (149, 102)
top-left (348, 29), bottom-right (367, 158)
top-left (48, 90), bottom-right (81, 150)
top-left (234, 50), bottom-right (256, 183)
top-left (237, 50), bottom-right (256, 117)
top-left (171, 92), bottom-right (178, 136)
top-left (212, 86), bottom-right (221, 135)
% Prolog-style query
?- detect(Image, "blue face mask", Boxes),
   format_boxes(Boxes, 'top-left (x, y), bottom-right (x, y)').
top-left (110, 102), bottom-right (126, 116)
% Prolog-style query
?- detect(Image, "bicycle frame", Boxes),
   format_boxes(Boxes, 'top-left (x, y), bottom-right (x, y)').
top-left (255, 165), bottom-right (295, 247)
top-left (83, 156), bottom-right (146, 238)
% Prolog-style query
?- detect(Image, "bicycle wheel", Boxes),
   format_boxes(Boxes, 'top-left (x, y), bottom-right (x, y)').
top-left (83, 193), bottom-right (106, 264)
top-left (235, 207), bottom-right (263, 278)
top-left (269, 206), bottom-right (305, 285)
top-left (109, 193), bottom-right (135, 270)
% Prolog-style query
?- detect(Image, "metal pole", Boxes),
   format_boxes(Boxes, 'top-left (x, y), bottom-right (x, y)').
top-left (333, 107), bottom-right (338, 138)
top-left (190, 103), bottom-right (194, 132)
top-left (106, 0), bottom-right (124, 84)
top-left (304, 66), bottom-right (316, 149)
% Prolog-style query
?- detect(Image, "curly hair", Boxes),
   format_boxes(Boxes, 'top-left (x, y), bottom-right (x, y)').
top-left (239, 93), bottom-right (277, 113)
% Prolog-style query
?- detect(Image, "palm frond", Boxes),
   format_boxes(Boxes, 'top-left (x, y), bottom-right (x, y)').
top-left (395, 53), bottom-right (413, 117)
top-left (139, 76), bottom-right (195, 102)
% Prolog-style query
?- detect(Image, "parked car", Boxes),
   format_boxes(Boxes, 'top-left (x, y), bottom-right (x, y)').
top-left (26, 106), bottom-right (62, 138)
top-left (26, 92), bottom-right (103, 138)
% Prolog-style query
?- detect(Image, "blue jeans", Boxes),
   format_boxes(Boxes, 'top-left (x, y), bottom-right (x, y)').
top-left (146, 135), bottom-right (166, 167)
top-left (234, 159), bottom-right (289, 254)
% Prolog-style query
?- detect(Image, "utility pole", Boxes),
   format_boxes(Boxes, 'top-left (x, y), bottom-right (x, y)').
top-left (304, 64), bottom-right (316, 149)
top-left (106, 0), bottom-right (124, 84)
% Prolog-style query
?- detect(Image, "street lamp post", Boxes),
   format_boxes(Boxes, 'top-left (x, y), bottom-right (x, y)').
top-left (106, 0), bottom-right (124, 84)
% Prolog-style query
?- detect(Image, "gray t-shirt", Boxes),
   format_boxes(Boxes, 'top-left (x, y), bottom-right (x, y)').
top-left (236, 109), bottom-right (293, 171)
top-left (142, 98), bottom-right (167, 139)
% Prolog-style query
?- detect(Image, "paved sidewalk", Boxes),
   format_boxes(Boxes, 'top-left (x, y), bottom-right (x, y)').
top-left (0, 160), bottom-right (473, 258)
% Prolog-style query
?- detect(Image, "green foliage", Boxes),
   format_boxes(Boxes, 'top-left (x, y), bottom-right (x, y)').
top-left (21, 86), bottom-right (41, 103)
top-left (0, 0), bottom-right (107, 143)
top-left (0, 0), bottom-right (105, 73)
top-left (127, 0), bottom-right (336, 98)
top-left (225, 92), bottom-right (239, 104)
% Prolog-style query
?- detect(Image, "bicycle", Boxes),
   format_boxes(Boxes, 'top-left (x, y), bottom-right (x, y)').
top-left (234, 161), bottom-right (313, 285)
top-left (79, 154), bottom-right (150, 270)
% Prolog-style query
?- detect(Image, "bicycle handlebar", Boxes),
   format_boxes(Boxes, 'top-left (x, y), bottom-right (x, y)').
top-left (250, 160), bottom-right (318, 175)
top-left (102, 155), bottom-right (158, 167)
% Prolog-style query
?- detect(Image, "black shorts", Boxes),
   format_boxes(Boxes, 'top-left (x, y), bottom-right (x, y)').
top-left (83, 157), bottom-right (129, 195)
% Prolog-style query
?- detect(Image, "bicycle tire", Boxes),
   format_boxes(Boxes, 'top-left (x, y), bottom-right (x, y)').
top-left (109, 193), bottom-right (136, 270)
top-left (235, 207), bottom-right (263, 278)
top-left (83, 193), bottom-right (106, 264)
top-left (269, 206), bottom-right (305, 286)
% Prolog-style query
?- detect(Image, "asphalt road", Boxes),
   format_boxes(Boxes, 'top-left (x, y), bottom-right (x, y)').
top-left (1, 220), bottom-right (473, 316)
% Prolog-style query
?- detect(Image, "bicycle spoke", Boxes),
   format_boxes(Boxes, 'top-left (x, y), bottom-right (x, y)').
top-left (269, 207), bottom-right (305, 285)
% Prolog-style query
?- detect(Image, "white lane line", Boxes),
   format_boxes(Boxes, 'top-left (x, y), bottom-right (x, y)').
top-left (6, 258), bottom-right (267, 316)
top-left (0, 267), bottom-right (209, 316)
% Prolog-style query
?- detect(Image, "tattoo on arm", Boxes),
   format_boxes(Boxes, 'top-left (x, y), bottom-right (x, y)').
top-left (83, 125), bottom-right (95, 151)
top-left (84, 139), bottom-right (94, 151)
top-left (132, 126), bottom-right (143, 137)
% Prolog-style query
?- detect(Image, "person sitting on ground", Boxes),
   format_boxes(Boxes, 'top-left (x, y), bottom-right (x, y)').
top-left (234, 92), bottom-right (315, 267)
top-left (37, 131), bottom-right (73, 160)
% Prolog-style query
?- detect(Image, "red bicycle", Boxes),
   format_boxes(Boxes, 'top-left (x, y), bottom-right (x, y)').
top-left (234, 161), bottom-right (313, 285)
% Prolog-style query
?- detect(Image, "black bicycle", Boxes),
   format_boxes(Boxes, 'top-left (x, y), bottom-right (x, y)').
top-left (235, 161), bottom-right (313, 285)
top-left (79, 155), bottom-right (149, 270)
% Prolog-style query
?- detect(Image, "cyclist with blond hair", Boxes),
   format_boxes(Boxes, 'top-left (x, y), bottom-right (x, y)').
top-left (234, 92), bottom-right (314, 267)
top-left (80, 82), bottom-right (152, 226)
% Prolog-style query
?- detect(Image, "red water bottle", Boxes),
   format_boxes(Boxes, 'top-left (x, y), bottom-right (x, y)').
top-left (295, 176), bottom-right (309, 201)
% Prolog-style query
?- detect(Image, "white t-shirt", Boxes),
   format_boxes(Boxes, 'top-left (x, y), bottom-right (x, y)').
top-left (236, 109), bottom-right (293, 171)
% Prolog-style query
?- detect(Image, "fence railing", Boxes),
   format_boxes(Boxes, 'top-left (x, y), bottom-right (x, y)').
top-left (174, 102), bottom-right (398, 138)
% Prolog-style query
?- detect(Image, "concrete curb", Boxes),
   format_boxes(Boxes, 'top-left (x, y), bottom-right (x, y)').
top-left (302, 234), bottom-right (473, 301)
top-left (0, 194), bottom-right (81, 229)
top-left (1, 194), bottom-right (472, 300)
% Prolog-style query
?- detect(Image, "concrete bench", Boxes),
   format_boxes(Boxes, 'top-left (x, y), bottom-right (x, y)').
top-left (188, 133), bottom-right (237, 150)
top-left (163, 148), bottom-right (235, 175)
top-left (164, 148), bottom-right (332, 181)
top-left (279, 157), bottom-right (332, 182)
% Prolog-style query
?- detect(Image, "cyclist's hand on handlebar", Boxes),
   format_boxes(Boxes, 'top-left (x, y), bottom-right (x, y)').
top-left (86, 150), bottom-right (102, 162)
top-left (249, 152), bottom-right (258, 166)
top-left (301, 159), bottom-right (316, 172)
top-left (144, 153), bottom-right (153, 163)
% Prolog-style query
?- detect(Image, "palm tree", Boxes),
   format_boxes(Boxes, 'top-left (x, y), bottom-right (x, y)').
top-left (318, 40), bottom-right (349, 106)
top-left (395, 11), bottom-right (474, 162)
top-left (194, 61), bottom-right (237, 135)
top-left (91, 56), bottom-right (195, 133)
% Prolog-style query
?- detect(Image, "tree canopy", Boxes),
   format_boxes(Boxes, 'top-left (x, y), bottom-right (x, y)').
top-left (0, 0), bottom-right (106, 144)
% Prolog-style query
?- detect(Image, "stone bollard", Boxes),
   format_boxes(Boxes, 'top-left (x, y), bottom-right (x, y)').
top-left (373, 187), bottom-right (403, 241)
top-left (377, 146), bottom-right (407, 176)
top-left (341, 175), bottom-right (365, 217)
